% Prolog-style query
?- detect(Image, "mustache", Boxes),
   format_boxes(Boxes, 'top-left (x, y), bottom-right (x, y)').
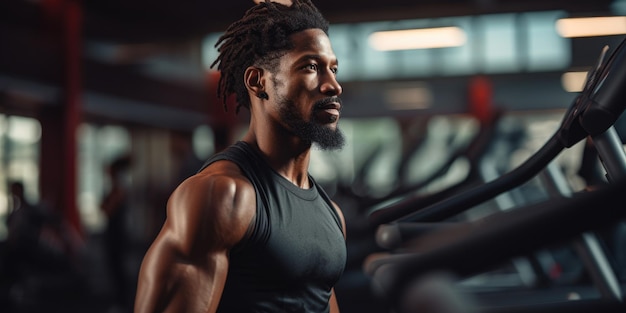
top-left (314, 97), bottom-right (342, 110)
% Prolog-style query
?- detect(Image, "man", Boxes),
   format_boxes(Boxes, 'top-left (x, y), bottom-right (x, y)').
top-left (100, 155), bottom-right (133, 309)
top-left (134, 0), bottom-right (347, 312)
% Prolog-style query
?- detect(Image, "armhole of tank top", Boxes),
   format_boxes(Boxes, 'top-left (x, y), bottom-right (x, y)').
top-left (229, 195), bottom-right (258, 254)
top-left (204, 142), bottom-right (270, 254)
top-left (311, 176), bottom-right (344, 235)
top-left (205, 151), bottom-right (262, 254)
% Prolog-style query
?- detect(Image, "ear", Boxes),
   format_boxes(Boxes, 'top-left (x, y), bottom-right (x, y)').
top-left (244, 66), bottom-right (265, 97)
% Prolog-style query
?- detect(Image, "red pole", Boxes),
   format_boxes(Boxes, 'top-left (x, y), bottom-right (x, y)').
top-left (41, 0), bottom-right (84, 237)
top-left (61, 0), bottom-right (83, 236)
top-left (468, 75), bottom-right (494, 125)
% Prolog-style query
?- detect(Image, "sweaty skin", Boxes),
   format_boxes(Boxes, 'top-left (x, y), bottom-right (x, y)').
top-left (134, 28), bottom-right (346, 313)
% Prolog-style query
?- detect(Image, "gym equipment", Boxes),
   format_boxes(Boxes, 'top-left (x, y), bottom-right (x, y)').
top-left (365, 36), bottom-right (626, 313)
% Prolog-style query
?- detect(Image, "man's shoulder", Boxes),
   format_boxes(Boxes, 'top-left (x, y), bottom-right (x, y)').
top-left (172, 160), bottom-right (256, 217)
top-left (166, 160), bottom-right (256, 247)
top-left (182, 159), bottom-right (253, 196)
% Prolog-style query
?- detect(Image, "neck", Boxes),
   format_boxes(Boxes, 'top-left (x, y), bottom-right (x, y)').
top-left (242, 129), bottom-right (312, 189)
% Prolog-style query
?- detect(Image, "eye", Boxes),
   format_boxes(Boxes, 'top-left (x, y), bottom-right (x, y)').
top-left (331, 67), bottom-right (338, 75)
top-left (304, 63), bottom-right (318, 71)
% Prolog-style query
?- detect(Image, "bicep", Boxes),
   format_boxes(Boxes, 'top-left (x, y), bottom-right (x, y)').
top-left (135, 174), bottom-right (255, 313)
top-left (135, 222), bottom-right (230, 313)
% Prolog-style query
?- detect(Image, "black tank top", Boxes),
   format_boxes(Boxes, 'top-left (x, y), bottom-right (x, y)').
top-left (199, 141), bottom-right (347, 313)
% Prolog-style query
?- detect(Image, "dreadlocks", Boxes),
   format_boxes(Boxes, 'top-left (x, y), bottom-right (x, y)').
top-left (211, 0), bottom-right (330, 113)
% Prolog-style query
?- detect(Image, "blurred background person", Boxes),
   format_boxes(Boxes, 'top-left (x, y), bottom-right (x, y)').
top-left (100, 154), bottom-right (134, 312)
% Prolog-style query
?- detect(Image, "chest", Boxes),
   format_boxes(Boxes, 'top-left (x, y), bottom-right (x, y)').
top-left (262, 193), bottom-right (346, 285)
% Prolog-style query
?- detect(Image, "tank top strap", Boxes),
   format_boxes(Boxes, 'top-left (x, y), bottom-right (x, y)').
top-left (310, 176), bottom-right (344, 235)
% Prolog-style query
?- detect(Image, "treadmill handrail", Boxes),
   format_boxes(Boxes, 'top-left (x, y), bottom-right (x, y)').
top-left (365, 179), bottom-right (626, 302)
top-left (396, 133), bottom-right (564, 223)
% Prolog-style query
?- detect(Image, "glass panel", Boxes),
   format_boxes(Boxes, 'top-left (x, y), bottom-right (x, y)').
top-left (0, 115), bottom-right (41, 241)
top-left (78, 124), bottom-right (131, 233)
top-left (201, 10), bottom-right (572, 79)
top-left (438, 16), bottom-right (475, 76)
top-left (481, 14), bottom-right (520, 73)
top-left (525, 11), bottom-right (570, 71)
top-left (201, 33), bottom-right (222, 69)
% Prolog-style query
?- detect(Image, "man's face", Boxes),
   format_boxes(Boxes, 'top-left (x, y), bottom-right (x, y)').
top-left (270, 28), bottom-right (345, 150)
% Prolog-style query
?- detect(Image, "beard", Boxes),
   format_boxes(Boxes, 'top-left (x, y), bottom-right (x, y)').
top-left (278, 97), bottom-right (345, 150)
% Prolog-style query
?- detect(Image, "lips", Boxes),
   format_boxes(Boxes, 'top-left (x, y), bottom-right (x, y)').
top-left (321, 103), bottom-right (341, 116)
top-left (315, 97), bottom-right (342, 113)
top-left (314, 98), bottom-right (342, 123)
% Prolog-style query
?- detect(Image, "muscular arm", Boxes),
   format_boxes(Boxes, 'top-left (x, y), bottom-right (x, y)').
top-left (134, 162), bottom-right (255, 313)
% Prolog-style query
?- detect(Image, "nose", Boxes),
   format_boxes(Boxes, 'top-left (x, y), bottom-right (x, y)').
top-left (320, 70), bottom-right (342, 96)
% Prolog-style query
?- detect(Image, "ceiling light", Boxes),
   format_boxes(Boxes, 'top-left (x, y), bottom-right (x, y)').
top-left (556, 16), bottom-right (626, 38)
top-left (385, 83), bottom-right (432, 110)
top-left (369, 27), bottom-right (467, 51)
top-left (561, 71), bottom-right (589, 92)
